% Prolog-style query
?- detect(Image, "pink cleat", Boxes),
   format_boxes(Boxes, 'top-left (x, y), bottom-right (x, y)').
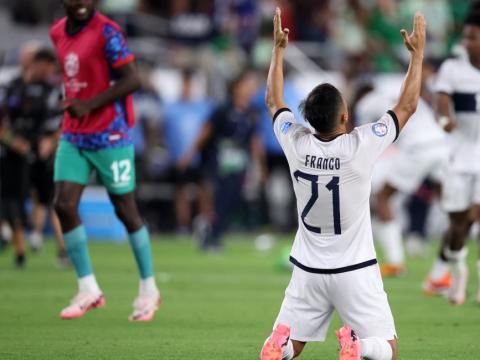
top-left (336, 326), bottom-right (361, 360)
top-left (129, 293), bottom-right (161, 321)
top-left (260, 324), bottom-right (291, 360)
top-left (449, 265), bottom-right (468, 305)
top-left (60, 292), bottom-right (105, 320)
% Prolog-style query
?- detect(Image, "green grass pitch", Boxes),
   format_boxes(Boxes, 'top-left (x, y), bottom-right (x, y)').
top-left (0, 235), bottom-right (479, 359)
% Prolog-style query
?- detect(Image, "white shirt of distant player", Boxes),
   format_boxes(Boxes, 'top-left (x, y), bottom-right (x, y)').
top-left (435, 56), bottom-right (480, 173)
top-left (355, 89), bottom-right (445, 150)
top-left (274, 109), bottom-right (397, 268)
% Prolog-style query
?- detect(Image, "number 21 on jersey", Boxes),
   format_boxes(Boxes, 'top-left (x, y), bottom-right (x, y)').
top-left (293, 170), bottom-right (341, 235)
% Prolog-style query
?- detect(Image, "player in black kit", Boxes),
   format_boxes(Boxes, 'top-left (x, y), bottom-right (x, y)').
top-left (0, 48), bottom-right (66, 267)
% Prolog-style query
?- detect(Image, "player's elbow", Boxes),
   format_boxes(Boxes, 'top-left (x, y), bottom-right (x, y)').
top-left (398, 101), bottom-right (418, 118)
top-left (265, 92), bottom-right (276, 116)
top-left (130, 73), bottom-right (142, 92)
top-left (404, 102), bottom-right (418, 117)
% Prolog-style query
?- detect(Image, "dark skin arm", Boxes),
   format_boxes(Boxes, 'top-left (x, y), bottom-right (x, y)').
top-left (65, 61), bottom-right (141, 118)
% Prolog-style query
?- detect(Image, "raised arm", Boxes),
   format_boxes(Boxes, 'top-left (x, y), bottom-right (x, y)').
top-left (391, 12), bottom-right (426, 130)
top-left (265, 7), bottom-right (289, 118)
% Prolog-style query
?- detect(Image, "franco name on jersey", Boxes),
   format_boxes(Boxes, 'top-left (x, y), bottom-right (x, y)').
top-left (304, 154), bottom-right (341, 170)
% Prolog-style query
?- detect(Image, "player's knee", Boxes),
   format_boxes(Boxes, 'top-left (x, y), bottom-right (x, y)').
top-left (292, 340), bottom-right (305, 357)
top-left (113, 202), bottom-right (143, 232)
top-left (388, 338), bottom-right (398, 360)
top-left (53, 197), bottom-right (77, 221)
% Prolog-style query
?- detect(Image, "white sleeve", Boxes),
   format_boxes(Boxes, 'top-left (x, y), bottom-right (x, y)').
top-left (435, 60), bottom-right (455, 94)
top-left (353, 110), bottom-right (399, 166)
top-left (273, 108), bottom-right (311, 159)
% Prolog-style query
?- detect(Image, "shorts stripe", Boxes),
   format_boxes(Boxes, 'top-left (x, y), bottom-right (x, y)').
top-left (289, 256), bottom-right (378, 274)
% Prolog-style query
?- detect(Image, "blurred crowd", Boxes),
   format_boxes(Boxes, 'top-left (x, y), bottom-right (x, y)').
top-left (0, 0), bottom-right (477, 241)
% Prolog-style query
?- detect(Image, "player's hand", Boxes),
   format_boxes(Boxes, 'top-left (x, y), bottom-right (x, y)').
top-left (273, 7), bottom-right (289, 49)
top-left (443, 119), bottom-right (457, 133)
top-left (400, 11), bottom-right (426, 56)
top-left (38, 136), bottom-right (57, 160)
top-left (64, 98), bottom-right (92, 118)
top-left (10, 136), bottom-right (31, 156)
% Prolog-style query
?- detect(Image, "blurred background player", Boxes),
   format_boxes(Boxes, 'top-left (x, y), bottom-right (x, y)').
top-left (424, 9), bottom-right (480, 305)
top-left (163, 68), bottom-right (213, 234)
top-left (355, 61), bottom-right (448, 277)
top-left (50, 0), bottom-right (160, 320)
top-left (26, 49), bottom-right (67, 265)
top-left (0, 46), bottom-right (67, 267)
top-left (178, 70), bottom-right (267, 251)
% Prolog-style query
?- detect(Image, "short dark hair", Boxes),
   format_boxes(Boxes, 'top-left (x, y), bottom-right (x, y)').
top-left (299, 83), bottom-right (343, 133)
top-left (465, 10), bottom-right (480, 27)
top-left (181, 67), bottom-right (195, 81)
top-left (32, 48), bottom-right (57, 64)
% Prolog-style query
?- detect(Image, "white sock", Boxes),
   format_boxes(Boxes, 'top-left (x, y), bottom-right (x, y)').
top-left (78, 274), bottom-right (102, 296)
top-left (282, 339), bottom-right (294, 360)
top-left (139, 276), bottom-right (159, 297)
top-left (360, 337), bottom-right (393, 360)
top-left (375, 220), bottom-right (405, 264)
top-left (445, 248), bottom-right (468, 275)
top-left (430, 257), bottom-right (450, 281)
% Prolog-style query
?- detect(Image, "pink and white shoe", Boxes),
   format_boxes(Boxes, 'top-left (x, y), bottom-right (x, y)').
top-left (336, 326), bottom-right (361, 360)
top-left (60, 292), bottom-right (105, 320)
top-left (128, 293), bottom-right (161, 321)
top-left (260, 324), bottom-right (291, 360)
top-left (449, 265), bottom-right (468, 305)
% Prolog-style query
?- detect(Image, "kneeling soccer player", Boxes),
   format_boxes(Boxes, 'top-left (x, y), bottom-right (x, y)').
top-left (50, 0), bottom-right (160, 320)
top-left (260, 8), bottom-right (426, 360)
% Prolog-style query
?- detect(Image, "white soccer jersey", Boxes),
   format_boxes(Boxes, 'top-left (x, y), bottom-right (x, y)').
top-left (435, 57), bottom-right (480, 173)
top-left (274, 108), bottom-right (399, 269)
top-left (355, 89), bottom-right (445, 150)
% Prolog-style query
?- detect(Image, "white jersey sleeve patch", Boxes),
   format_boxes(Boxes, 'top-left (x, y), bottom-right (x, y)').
top-left (273, 108), bottom-right (311, 159)
top-left (353, 111), bottom-right (399, 166)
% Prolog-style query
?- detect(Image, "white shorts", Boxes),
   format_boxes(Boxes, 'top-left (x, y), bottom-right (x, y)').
top-left (441, 170), bottom-right (480, 212)
top-left (274, 264), bottom-right (396, 342)
top-left (377, 144), bottom-right (448, 194)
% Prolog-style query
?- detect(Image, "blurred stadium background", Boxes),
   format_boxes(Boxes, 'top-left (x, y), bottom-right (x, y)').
top-left (0, 1), bottom-right (479, 359)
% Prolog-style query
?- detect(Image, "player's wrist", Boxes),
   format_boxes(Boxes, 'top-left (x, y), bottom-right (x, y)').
top-left (272, 46), bottom-right (285, 54)
top-left (411, 52), bottom-right (424, 62)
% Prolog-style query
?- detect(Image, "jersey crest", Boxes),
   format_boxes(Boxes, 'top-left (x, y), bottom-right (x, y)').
top-left (280, 121), bottom-right (293, 134)
top-left (64, 52), bottom-right (80, 78)
top-left (371, 122), bottom-right (388, 137)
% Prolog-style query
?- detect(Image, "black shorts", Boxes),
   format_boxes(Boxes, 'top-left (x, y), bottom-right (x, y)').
top-left (30, 157), bottom-right (54, 205)
top-left (0, 150), bottom-right (29, 224)
top-left (170, 166), bottom-right (204, 186)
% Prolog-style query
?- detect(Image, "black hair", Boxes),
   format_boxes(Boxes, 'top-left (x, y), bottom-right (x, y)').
top-left (32, 48), bottom-right (57, 64)
top-left (227, 69), bottom-right (254, 96)
top-left (299, 83), bottom-right (344, 133)
top-left (465, 10), bottom-right (480, 27)
top-left (181, 67), bottom-right (195, 81)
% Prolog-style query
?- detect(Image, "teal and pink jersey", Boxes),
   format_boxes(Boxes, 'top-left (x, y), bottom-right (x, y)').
top-left (50, 12), bottom-right (136, 149)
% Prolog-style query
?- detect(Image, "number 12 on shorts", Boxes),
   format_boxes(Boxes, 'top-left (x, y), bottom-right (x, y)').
top-left (111, 159), bottom-right (131, 184)
top-left (294, 170), bottom-right (341, 235)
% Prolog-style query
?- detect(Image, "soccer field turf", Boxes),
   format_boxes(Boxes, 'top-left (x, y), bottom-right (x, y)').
top-left (0, 235), bottom-right (478, 359)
